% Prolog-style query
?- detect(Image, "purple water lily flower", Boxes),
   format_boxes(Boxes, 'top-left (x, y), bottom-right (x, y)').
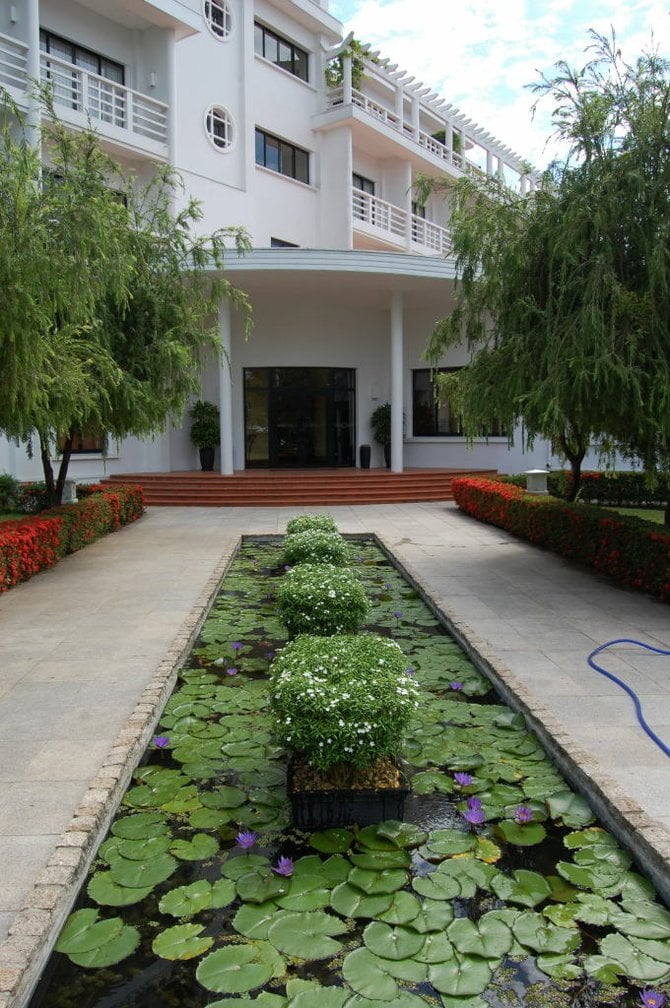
top-left (236, 830), bottom-right (257, 850)
top-left (266, 651), bottom-right (275, 661)
top-left (393, 610), bottom-right (403, 620)
top-left (463, 806), bottom-right (486, 826)
top-left (449, 681), bottom-right (463, 691)
top-left (640, 993), bottom-right (666, 1008)
top-left (273, 856), bottom-right (294, 877)
top-left (466, 796), bottom-right (482, 810)
top-left (454, 772), bottom-right (474, 787)
top-left (231, 641), bottom-right (243, 652)
top-left (405, 667), bottom-right (416, 677)
top-left (153, 735), bottom-right (170, 749)
top-left (514, 805), bottom-right (535, 824)
top-left (226, 667), bottom-right (238, 676)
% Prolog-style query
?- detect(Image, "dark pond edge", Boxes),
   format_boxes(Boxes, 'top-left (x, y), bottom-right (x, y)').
top-left (371, 531), bottom-right (670, 908)
top-left (5, 530), bottom-right (670, 1008)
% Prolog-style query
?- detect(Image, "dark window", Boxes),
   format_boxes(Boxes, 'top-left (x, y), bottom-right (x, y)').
top-left (255, 128), bottom-right (309, 184)
top-left (271, 237), bottom-right (299, 247)
top-left (40, 30), bottom-right (124, 83)
top-left (58, 426), bottom-right (105, 455)
top-left (413, 368), bottom-right (505, 437)
top-left (254, 22), bottom-right (308, 82)
top-left (353, 173), bottom-right (375, 195)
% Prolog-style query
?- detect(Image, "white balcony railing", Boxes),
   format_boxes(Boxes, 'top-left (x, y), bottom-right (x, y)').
top-left (39, 53), bottom-right (168, 146)
top-left (0, 32), bottom-right (28, 92)
top-left (328, 85), bottom-right (478, 174)
top-left (352, 188), bottom-right (452, 255)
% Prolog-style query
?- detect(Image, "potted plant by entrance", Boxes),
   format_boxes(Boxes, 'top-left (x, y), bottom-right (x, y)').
top-left (370, 401), bottom-right (391, 468)
top-left (269, 633), bottom-right (419, 828)
top-left (188, 400), bottom-right (220, 471)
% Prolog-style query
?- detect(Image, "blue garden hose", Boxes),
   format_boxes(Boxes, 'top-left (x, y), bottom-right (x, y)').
top-left (587, 638), bottom-right (670, 758)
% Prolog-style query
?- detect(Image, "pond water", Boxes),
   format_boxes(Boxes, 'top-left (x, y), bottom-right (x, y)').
top-left (28, 536), bottom-right (670, 1008)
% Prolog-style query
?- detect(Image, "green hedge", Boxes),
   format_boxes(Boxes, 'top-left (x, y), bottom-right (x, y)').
top-left (452, 477), bottom-right (670, 603)
top-left (503, 471), bottom-right (669, 506)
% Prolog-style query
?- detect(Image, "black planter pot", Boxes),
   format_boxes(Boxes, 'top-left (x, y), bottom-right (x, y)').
top-left (383, 443), bottom-right (391, 468)
top-left (359, 444), bottom-right (371, 469)
top-left (199, 446), bottom-right (215, 471)
top-left (287, 758), bottom-right (409, 829)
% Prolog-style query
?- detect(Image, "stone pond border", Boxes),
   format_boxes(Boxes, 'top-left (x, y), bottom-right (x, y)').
top-left (3, 530), bottom-right (669, 1008)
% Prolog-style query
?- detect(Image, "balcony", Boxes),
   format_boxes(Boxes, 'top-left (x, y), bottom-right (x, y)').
top-left (40, 53), bottom-right (168, 154)
top-left (352, 188), bottom-right (452, 256)
top-left (328, 86), bottom-right (473, 175)
top-left (0, 32), bottom-right (28, 94)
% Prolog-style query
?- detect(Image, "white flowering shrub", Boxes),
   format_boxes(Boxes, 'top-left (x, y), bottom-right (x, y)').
top-left (277, 563), bottom-right (369, 636)
top-left (269, 634), bottom-right (420, 770)
top-left (281, 529), bottom-right (350, 567)
top-left (285, 514), bottom-right (338, 535)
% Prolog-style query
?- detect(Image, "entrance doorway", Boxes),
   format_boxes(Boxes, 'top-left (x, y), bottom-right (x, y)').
top-left (244, 367), bottom-right (355, 468)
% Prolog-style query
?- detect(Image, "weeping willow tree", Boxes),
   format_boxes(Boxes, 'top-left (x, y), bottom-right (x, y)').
top-left (0, 91), bottom-right (250, 505)
top-left (417, 32), bottom-right (670, 508)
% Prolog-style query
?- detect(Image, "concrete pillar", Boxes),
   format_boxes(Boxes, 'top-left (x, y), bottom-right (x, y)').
top-left (390, 291), bottom-right (404, 473)
top-left (342, 54), bottom-right (353, 103)
top-left (25, 0), bottom-right (41, 137)
top-left (218, 301), bottom-right (234, 475)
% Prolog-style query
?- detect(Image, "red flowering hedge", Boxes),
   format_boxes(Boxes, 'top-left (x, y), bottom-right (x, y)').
top-left (503, 470), bottom-right (669, 506)
top-left (0, 483), bottom-right (145, 592)
top-left (452, 477), bottom-right (670, 603)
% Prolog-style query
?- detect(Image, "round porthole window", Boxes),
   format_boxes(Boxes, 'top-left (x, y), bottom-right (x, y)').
top-left (203, 0), bottom-right (232, 40)
top-left (205, 105), bottom-right (234, 150)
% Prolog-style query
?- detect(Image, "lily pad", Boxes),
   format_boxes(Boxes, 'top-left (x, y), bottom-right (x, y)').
top-left (109, 852), bottom-right (178, 889)
top-left (267, 910), bottom-right (347, 959)
top-left (111, 812), bottom-right (169, 840)
top-left (152, 923), bottom-right (213, 960)
top-left (363, 922), bottom-right (425, 960)
top-left (342, 947), bottom-right (399, 1001)
top-left (330, 882), bottom-right (393, 919)
top-left (447, 914), bottom-right (514, 959)
top-left (170, 833), bottom-right (219, 861)
top-left (55, 910), bottom-right (123, 955)
top-left (490, 869), bottom-right (552, 908)
top-left (429, 953), bottom-right (493, 996)
top-left (348, 867), bottom-right (407, 895)
top-left (496, 820), bottom-right (547, 847)
top-left (309, 828), bottom-right (354, 854)
top-left (87, 872), bottom-right (153, 907)
top-left (159, 880), bottom-right (214, 917)
top-left (67, 925), bottom-right (140, 968)
top-left (547, 790), bottom-right (595, 827)
top-left (196, 944), bottom-right (275, 994)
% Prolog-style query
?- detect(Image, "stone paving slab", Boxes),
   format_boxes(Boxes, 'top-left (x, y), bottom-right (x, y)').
top-left (1, 501), bottom-right (669, 1007)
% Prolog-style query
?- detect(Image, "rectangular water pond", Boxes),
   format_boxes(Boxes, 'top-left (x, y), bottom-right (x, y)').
top-left (29, 534), bottom-right (670, 1008)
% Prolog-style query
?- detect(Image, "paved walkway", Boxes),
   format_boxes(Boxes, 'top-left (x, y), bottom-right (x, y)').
top-left (1, 503), bottom-right (669, 1007)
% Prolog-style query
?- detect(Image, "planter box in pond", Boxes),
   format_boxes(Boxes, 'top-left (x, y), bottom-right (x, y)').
top-left (287, 758), bottom-right (409, 829)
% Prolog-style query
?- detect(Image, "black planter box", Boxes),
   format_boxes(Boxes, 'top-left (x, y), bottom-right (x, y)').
top-left (287, 759), bottom-right (409, 829)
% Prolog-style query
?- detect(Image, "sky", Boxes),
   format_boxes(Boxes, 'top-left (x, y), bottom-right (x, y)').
top-left (327, 0), bottom-right (670, 171)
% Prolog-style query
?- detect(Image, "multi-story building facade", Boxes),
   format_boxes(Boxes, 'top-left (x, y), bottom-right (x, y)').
top-left (1, 0), bottom-right (562, 482)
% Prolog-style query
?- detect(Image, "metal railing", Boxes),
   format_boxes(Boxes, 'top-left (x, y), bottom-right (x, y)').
top-left (39, 52), bottom-right (168, 145)
top-left (0, 32), bottom-right (28, 92)
top-left (352, 188), bottom-right (452, 255)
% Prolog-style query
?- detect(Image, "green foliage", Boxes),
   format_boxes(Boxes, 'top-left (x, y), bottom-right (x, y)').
top-left (0, 473), bottom-right (20, 512)
top-left (453, 476), bottom-right (670, 602)
top-left (188, 400), bottom-right (220, 448)
top-left (269, 633), bottom-right (420, 771)
top-left (277, 563), bottom-right (369, 636)
top-left (417, 31), bottom-right (670, 495)
top-left (0, 91), bottom-right (251, 505)
top-left (370, 402), bottom-right (391, 447)
top-left (324, 37), bottom-right (368, 90)
top-left (285, 514), bottom-right (338, 535)
top-left (281, 529), bottom-right (350, 566)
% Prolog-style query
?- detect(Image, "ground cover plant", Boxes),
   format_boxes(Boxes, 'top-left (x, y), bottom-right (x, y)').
top-left (276, 564), bottom-right (370, 636)
top-left (33, 532), bottom-right (670, 1008)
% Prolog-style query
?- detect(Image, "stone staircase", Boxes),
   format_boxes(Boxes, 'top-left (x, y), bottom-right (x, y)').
top-left (103, 468), bottom-right (497, 507)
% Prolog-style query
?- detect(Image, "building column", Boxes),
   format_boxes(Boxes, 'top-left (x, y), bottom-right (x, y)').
top-left (390, 291), bottom-right (404, 473)
top-left (218, 301), bottom-right (234, 475)
top-left (25, 0), bottom-right (41, 136)
top-left (342, 53), bottom-right (353, 103)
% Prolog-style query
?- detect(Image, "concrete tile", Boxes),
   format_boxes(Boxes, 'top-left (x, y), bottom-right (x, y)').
top-left (0, 782), bottom-right (89, 835)
top-left (0, 837), bottom-right (58, 911)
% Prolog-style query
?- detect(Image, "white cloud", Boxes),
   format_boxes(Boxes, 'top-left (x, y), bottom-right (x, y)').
top-left (329, 0), bottom-right (670, 169)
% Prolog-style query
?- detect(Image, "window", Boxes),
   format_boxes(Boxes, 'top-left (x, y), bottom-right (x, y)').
top-left (40, 30), bottom-right (125, 126)
top-left (204, 0), bottom-right (232, 39)
top-left (413, 368), bottom-right (505, 437)
top-left (254, 22), bottom-right (308, 82)
top-left (255, 129), bottom-right (309, 184)
top-left (271, 237), bottom-right (299, 247)
top-left (353, 173), bottom-right (375, 195)
top-left (57, 426), bottom-right (105, 455)
top-left (205, 105), bottom-right (234, 150)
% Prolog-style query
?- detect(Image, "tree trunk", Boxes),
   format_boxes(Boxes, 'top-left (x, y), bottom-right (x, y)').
top-left (39, 430), bottom-right (75, 506)
top-left (557, 430), bottom-right (586, 503)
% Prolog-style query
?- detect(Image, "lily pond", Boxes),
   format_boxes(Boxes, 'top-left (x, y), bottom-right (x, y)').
top-left (30, 535), bottom-right (670, 1008)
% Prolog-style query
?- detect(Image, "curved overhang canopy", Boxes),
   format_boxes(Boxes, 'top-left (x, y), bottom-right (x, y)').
top-left (219, 248), bottom-right (457, 311)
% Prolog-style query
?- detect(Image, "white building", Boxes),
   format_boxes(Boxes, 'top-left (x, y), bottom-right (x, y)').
top-left (1, 0), bottom-right (562, 482)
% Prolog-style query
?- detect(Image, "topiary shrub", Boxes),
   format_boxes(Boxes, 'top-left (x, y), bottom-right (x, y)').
top-left (269, 633), bottom-right (419, 773)
top-left (285, 514), bottom-right (338, 536)
top-left (281, 529), bottom-right (350, 567)
top-left (277, 563), bottom-right (369, 636)
top-left (0, 473), bottom-right (20, 513)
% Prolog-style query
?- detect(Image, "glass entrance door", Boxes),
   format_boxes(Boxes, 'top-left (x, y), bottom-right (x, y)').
top-left (244, 367), bottom-right (355, 467)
